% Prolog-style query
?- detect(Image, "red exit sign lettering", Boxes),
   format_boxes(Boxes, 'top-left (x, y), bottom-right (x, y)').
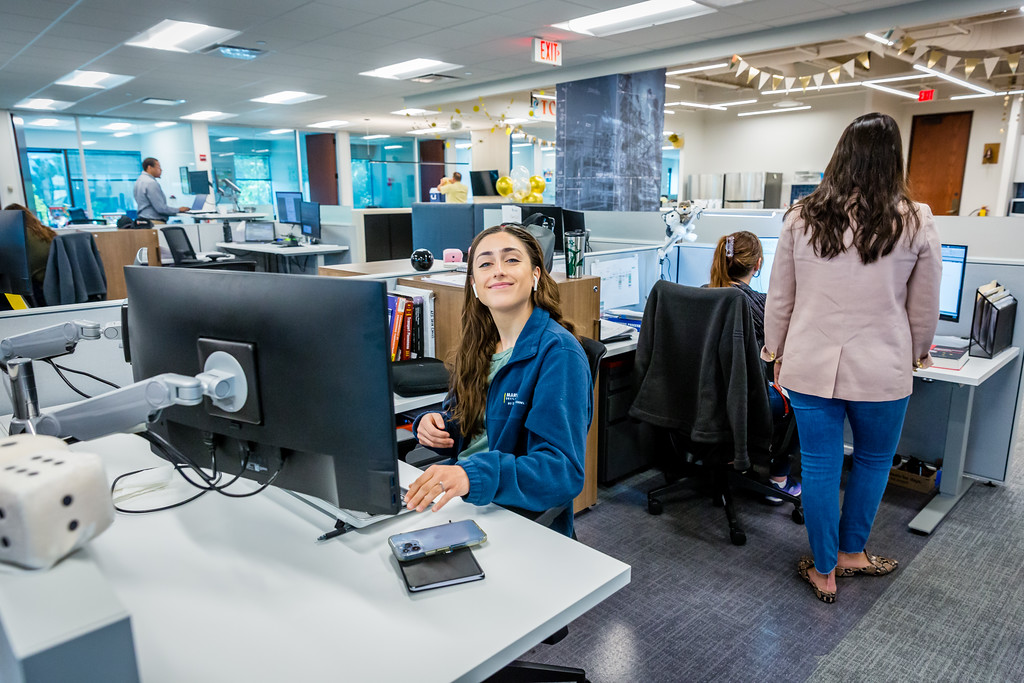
top-left (918, 89), bottom-right (935, 101)
top-left (532, 38), bottom-right (562, 66)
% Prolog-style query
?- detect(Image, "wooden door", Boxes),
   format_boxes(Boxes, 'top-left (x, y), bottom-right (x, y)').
top-left (907, 112), bottom-right (972, 216)
top-left (418, 140), bottom-right (445, 202)
top-left (305, 133), bottom-right (339, 205)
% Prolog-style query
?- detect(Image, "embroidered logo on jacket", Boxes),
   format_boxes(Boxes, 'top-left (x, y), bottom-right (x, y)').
top-left (503, 392), bottom-right (526, 407)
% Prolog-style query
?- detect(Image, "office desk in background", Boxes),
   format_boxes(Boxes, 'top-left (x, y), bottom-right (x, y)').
top-left (45, 434), bottom-right (629, 683)
top-left (216, 242), bottom-right (349, 274)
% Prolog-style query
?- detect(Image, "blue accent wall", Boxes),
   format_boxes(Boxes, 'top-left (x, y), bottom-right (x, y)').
top-left (555, 69), bottom-right (665, 212)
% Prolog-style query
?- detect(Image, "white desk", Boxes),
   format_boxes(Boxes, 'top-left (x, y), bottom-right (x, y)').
top-left (188, 213), bottom-right (268, 247)
top-left (216, 242), bottom-right (349, 274)
top-left (57, 434), bottom-right (629, 682)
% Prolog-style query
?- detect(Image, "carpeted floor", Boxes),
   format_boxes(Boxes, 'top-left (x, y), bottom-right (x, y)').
top-left (505, 425), bottom-right (1024, 683)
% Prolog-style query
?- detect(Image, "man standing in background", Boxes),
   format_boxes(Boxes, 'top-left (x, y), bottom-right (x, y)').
top-left (438, 172), bottom-right (469, 203)
top-left (134, 157), bottom-right (189, 223)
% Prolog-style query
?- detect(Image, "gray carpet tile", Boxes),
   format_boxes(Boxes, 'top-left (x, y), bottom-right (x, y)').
top-left (808, 447), bottom-right (1024, 683)
top-left (519, 466), bottom-right (936, 682)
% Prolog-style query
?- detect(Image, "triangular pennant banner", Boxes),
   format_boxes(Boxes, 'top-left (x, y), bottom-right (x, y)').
top-left (813, 72), bottom-right (825, 88)
top-left (747, 67), bottom-right (760, 84)
top-left (827, 66), bottom-right (841, 84)
top-left (912, 44), bottom-right (929, 62)
top-left (1008, 52), bottom-right (1021, 73)
top-left (927, 51), bottom-right (943, 69)
top-left (984, 56), bottom-right (1000, 79)
top-left (771, 74), bottom-right (784, 90)
top-left (784, 76), bottom-right (796, 90)
top-left (871, 43), bottom-right (886, 58)
top-left (842, 59), bottom-right (856, 79)
top-left (944, 55), bottom-right (961, 74)
top-left (964, 58), bottom-right (980, 79)
top-left (736, 60), bottom-right (749, 77)
top-left (758, 71), bottom-right (770, 89)
top-left (729, 54), bottom-right (741, 70)
top-left (799, 75), bottom-right (812, 90)
top-left (898, 36), bottom-right (916, 56)
top-left (856, 52), bottom-right (870, 69)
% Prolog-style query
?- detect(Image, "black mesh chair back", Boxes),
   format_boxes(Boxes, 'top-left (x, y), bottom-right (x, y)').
top-left (161, 226), bottom-right (198, 265)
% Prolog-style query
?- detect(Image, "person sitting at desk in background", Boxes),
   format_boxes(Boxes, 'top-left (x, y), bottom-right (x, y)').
top-left (133, 157), bottom-right (189, 224)
top-left (437, 172), bottom-right (469, 203)
top-left (708, 230), bottom-right (801, 504)
top-left (763, 112), bottom-right (941, 604)
top-left (4, 203), bottom-right (55, 305)
top-left (405, 224), bottom-right (591, 537)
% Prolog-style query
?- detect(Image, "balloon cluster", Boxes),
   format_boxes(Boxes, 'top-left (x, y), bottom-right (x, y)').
top-left (495, 166), bottom-right (546, 203)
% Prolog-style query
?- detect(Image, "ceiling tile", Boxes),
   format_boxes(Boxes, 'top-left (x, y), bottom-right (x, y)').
top-left (388, 1), bottom-right (490, 28)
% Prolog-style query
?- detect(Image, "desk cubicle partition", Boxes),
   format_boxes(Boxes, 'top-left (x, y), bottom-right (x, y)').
top-left (410, 203), bottom-right (475, 259)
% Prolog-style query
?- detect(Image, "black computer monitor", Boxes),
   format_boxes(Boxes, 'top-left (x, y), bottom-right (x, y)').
top-left (522, 205), bottom-right (564, 251)
top-left (188, 170), bottom-right (211, 195)
top-left (123, 266), bottom-right (402, 515)
top-left (300, 201), bottom-right (321, 240)
top-left (469, 170), bottom-right (500, 196)
top-left (940, 244), bottom-right (968, 322)
top-left (275, 191), bottom-right (302, 225)
top-left (0, 210), bottom-right (34, 303)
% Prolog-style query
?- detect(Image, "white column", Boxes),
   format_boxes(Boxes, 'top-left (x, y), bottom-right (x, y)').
top-left (994, 95), bottom-right (1023, 217)
top-left (190, 122), bottom-right (212, 173)
top-left (336, 131), bottom-right (353, 207)
top-left (0, 112), bottom-right (26, 207)
top-left (74, 117), bottom-right (93, 217)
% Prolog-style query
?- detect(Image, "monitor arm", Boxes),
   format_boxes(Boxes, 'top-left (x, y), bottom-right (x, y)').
top-left (657, 203), bottom-right (703, 264)
top-left (0, 321), bottom-right (116, 363)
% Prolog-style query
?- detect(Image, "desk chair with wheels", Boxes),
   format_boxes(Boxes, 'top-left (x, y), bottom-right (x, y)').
top-left (160, 226), bottom-right (255, 270)
top-left (630, 281), bottom-right (802, 546)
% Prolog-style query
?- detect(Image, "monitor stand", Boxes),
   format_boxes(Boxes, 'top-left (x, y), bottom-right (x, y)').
top-left (281, 489), bottom-right (411, 536)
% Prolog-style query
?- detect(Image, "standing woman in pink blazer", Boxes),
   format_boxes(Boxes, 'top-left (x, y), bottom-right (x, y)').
top-left (763, 113), bottom-right (942, 604)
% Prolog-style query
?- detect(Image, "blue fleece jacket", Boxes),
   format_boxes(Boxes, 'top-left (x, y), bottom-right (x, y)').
top-left (412, 306), bottom-right (591, 536)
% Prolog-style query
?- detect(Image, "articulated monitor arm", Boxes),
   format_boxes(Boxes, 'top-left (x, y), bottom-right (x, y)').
top-left (0, 321), bottom-right (104, 363)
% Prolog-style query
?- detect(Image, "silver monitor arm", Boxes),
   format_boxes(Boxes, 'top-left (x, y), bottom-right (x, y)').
top-left (657, 204), bottom-right (703, 264)
top-left (0, 321), bottom-right (110, 363)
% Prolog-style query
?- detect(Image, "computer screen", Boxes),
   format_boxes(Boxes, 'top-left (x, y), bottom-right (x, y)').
top-left (244, 221), bottom-right (276, 243)
top-left (300, 201), bottom-right (321, 240)
top-left (188, 170), bottom-right (211, 195)
top-left (939, 243), bottom-right (968, 322)
top-left (124, 266), bottom-right (402, 515)
top-left (275, 191), bottom-right (302, 225)
top-left (469, 170), bottom-right (500, 196)
top-left (748, 236), bottom-right (777, 294)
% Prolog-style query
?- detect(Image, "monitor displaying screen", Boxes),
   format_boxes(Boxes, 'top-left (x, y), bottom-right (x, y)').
top-left (188, 170), bottom-right (211, 195)
top-left (244, 221), bottom-right (276, 243)
top-left (300, 201), bottom-right (321, 240)
top-left (939, 243), bottom-right (968, 322)
top-left (276, 191), bottom-right (302, 225)
top-left (469, 170), bottom-right (500, 196)
top-left (124, 266), bottom-right (402, 515)
top-left (748, 236), bottom-right (778, 295)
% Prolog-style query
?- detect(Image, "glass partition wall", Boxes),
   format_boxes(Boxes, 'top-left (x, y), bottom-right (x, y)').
top-left (208, 126), bottom-right (301, 207)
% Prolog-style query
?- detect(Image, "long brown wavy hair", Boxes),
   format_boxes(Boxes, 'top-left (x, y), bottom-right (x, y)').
top-left (786, 112), bottom-right (920, 265)
top-left (709, 231), bottom-right (761, 287)
top-left (4, 203), bottom-right (56, 243)
top-left (450, 223), bottom-right (576, 439)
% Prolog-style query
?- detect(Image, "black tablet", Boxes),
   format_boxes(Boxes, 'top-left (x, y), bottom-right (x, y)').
top-left (399, 547), bottom-right (484, 592)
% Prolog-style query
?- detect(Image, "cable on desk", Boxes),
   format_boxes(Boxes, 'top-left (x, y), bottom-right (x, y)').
top-left (43, 359), bottom-right (92, 399)
top-left (214, 441), bottom-right (284, 498)
top-left (110, 465), bottom-right (210, 514)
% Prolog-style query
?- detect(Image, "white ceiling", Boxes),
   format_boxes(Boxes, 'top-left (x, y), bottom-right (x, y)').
top-left (1, 0), bottom-right (1021, 137)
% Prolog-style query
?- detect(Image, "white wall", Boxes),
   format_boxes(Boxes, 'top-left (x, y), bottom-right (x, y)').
top-left (140, 125), bottom-right (196, 200)
top-left (0, 112), bottom-right (26, 207)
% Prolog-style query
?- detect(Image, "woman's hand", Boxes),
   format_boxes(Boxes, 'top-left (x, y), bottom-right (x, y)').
top-left (416, 412), bottom-right (454, 449)
top-left (405, 464), bottom-right (470, 512)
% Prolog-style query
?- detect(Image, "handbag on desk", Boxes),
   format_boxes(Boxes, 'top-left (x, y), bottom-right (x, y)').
top-left (392, 358), bottom-right (450, 397)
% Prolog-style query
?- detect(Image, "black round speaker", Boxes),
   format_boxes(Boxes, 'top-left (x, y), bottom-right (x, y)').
top-left (410, 248), bottom-right (434, 271)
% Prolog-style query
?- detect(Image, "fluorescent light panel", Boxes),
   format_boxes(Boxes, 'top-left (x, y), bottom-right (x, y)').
top-left (309, 120), bottom-right (349, 128)
top-left (664, 109), bottom-right (675, 114)
top-left (913, 64), bottom-right (994, 95)
top-left (141, 98), bottom-right (185, 106)
top-left (666, 62), bottom-right (728, 76)
top-left (865, 32), bottom-right (894, 46)
top-left (391, 108), bottom-right (440, 116)
top-left (250, 90), bottom-right (324, 105)
top-left (217, 136), bottom-right (239, 142)
top-left (950, 88), bottom-right (1024, 100)
top-left (552, 0), bottom-right (715, 37)
top-left (738, 105), bottom-right (811, 117)
top-left (862, 82), bottom-right (918, 100)
top-left (113, 131), bottom-right (133, 137)
top-left (154, 121), bottom-right (177, 128)
top-left (384, 144), bottom-right (403, 149)
top-left (15, 98), bottom-right (73, 110)
top-left (268, 129), bottom-right (293, 135)
top-left (361, 58), bottom-right (461, 80)
top-left (103, 122), bottom-right (132, 130)
top-left (665, 83), bottom-right (680, 89)
top-left (31, 118), bottom-right (62, 127)
top-left (126, 19), bottom-right (239, 53)
top-left (362, 134), bottom-right (390, 140)
top-left (667, 100), bottom-right (726, 111)
top-left (82, 140), bottom-right (96, 145)
top-left (55, 70), bottom-right (133, 89)
top-left (181, 111), bottom-right (235, 121)
top-left (717, 98), bottom-right (758, 107)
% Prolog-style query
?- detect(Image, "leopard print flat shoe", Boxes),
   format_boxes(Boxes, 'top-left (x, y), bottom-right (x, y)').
top-left (836, 552), bottom-right (898, 577)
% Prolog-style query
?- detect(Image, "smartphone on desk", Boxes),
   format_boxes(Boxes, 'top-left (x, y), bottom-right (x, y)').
top-left (388, 519), bottom-right (486, 562)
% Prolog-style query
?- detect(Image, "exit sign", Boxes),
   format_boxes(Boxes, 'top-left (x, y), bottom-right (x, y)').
top-left (918, 89), bottom-right (935, 101)
top-left (532, 38), bottom-right (562, 66)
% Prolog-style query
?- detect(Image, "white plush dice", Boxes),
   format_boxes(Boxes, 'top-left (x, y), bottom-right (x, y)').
top-left (0, 434), bottom-right (114, 569)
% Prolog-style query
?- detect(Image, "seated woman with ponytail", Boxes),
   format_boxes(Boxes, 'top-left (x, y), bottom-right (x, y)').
top-left (404, 224), bottom-right (591, 537)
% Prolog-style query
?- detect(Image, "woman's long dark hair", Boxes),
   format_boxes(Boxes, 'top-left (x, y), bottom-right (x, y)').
top-left (450, 224), bottom-right (575, 439)
top-left (786, 112), bottom-right (920, 264)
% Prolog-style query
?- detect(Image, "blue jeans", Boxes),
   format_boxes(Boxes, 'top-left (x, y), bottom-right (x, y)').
top-left (787, 390), bottom-right (909, 575)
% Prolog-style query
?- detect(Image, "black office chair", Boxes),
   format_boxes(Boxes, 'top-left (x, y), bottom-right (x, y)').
top-left (160, 226), bottom-right (256, 270)
top-left (67, 208), bottom-right (106, 225)
top-left (630, 281), bottom-right (802, 546)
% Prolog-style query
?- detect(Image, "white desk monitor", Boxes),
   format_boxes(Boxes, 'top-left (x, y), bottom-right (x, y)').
top-left (939, 243), bottom-right (968, 322)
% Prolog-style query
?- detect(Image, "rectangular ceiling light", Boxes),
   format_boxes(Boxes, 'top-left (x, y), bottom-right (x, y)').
top-left (250, 90), bottom-right (324, 105)
top-left (267, 128), bottom-right (293, 134)
top-left (666, 62), bottom-right (728, 76)
top-left (950, 88), bottom-right (1024, 100)
top-left (865, 32), bottom-right (894, 46)
top-left (666, 100), bottom-right (726, 111)
top-left (664, 109), bottom-right (675, 114)
top-left (862, 82), bottom-right (918, 100)
top-left (552, 0), bottom-right (715, 37)
top-left (717, 98), bottom-right (758, 107)
top-left (113, 132), bottom-right (134, 137)
top-left (141, 97), bottom-right (186, 106)
top-left (309, 120), bottom-right (349, 128)
top-left (738, 105), bottom-right (812, 117)
top-left (763, 81), bottom-right (859, 95)
top-left (864, 74), bottom-right (928, 85)
top-left (31, 118), bottom-right (63, 127)
top-left (15, 98), bottom-right (73, 110)
top-left (361, 58), bottom-right (461, 80)
top-left (103, 122), bottom-right (133, 130)
top-left (126, 20), bottom-right (240, 53)
top-left (181, 111), bottom-right (236, 121)
top-left (665, 83), bottom-right (680, 89)
top-left (82, 140), bottom-right (96, 145)
top-left (212, 45), bottom-right (264, 60)
top-left (55, 70), bottom-right (133, 89)
top-left (913, 64), bottom-right (994, 95)
top-left (362, 134), bottom-right (390, 140)
top-left (154, 121), bottom-right (178, 127)
top-left (391, 108), bottom-right (440, 116)
top-left (217, 136), bottom-right (239, 142)
top-left (384, 144), bottom-right (403, 149)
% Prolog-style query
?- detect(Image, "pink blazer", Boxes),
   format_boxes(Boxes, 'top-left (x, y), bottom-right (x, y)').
top-left (763, 202), bottom-right (942, 401)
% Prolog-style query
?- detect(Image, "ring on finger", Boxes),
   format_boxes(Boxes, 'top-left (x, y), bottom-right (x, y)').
top-left (438, 481), bottom-right (446, 493)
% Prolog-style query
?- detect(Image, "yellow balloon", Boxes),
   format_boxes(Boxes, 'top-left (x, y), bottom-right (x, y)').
top-left (529, 175), bottom-right (546, 194)
top-left (495, 176), bottom-right (514, 197)
top-left (523, 192), bottom-right (542, 204)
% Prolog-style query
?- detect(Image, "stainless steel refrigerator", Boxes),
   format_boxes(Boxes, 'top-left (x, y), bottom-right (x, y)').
top-left (723, 172), bottom-right (783, 209)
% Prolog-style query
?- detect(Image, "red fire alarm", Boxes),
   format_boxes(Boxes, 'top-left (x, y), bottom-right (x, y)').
top-left (199, 154), bottom-right (207, 161)
top-left (918, 89), bottom-right (935, 102)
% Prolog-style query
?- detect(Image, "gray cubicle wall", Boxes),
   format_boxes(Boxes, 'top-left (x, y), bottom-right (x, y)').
top-left (0, 301), bottom-right (131, 415)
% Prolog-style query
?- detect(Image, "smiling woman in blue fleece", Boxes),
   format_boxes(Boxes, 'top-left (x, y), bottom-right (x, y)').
top-left (405, 223), bottom-right (591, 537)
